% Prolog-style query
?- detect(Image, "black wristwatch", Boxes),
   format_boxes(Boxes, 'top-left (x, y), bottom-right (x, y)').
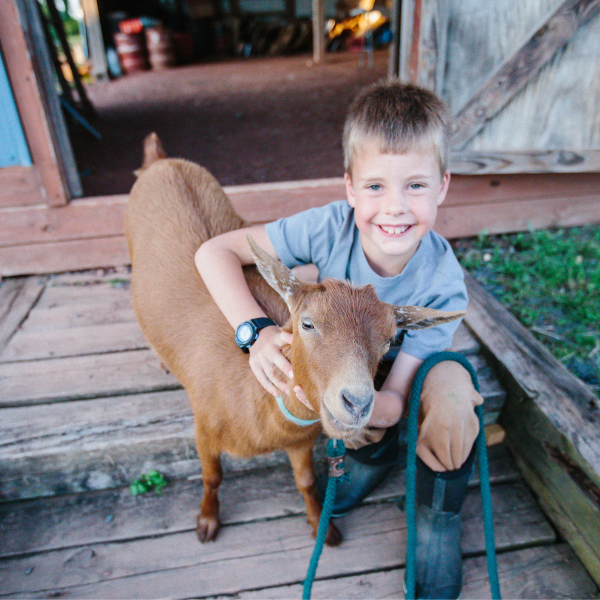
top-left (234, 318), bottom-right (278, 353)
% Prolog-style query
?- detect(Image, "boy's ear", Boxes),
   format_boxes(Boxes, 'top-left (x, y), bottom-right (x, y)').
top-left (389, 304), bottom-right (465, 330)
top-left (344, 172), bottom-right (356, 208)
top-left (437, 170), bottom-right (451, 207)
top-left (247, 235), bottom-right (307, 310)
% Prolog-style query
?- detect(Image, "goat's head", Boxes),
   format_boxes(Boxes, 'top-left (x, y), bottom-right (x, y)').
top-left (248, 236), bottom-right (465, 439)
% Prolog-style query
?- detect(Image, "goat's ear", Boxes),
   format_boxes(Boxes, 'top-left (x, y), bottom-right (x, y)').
top-left (390, 305), bottom-right (466, 330)
top-left (247, 235), bottom-right (306, 307)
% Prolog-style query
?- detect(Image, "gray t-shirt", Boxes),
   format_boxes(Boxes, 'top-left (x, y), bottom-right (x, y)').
top-left (264, 200), bottom-right (468, 360)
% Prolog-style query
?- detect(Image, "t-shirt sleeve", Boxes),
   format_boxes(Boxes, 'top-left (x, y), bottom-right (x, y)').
top-left (400, 265), bottom-right (468, 360)
top-left (264, 201), bottom-right (349, 270)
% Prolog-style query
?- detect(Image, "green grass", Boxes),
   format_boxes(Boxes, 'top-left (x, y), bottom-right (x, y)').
top-left (452, 225), bottom-right (600, 392)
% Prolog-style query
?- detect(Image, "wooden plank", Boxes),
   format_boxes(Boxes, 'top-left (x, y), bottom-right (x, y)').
top-left (0, 390), bottom-right (196, 501)
top-left (450, 0), bottom-right (600, 150)
top-left (0, 166), bottom-right (44, 207)
top-left (0, 348), bottom-right (180, 407)
top-left (436, 192), bottom-right (600, 239)
top-left (414, 0), bottom-right (448, 97)
top-left (0, 276), bottom-right (45, 357)
top-left (0, 236), bottom-right (131, 277)
top-left (0, 443), bottom-right (519, 558)
top-left (0, 295), bottom-right (476, 362)
top-left (0, 481), bottom-right (554, 598)
top-left (0, 196), bottom-right (128, 247)
top-left (2, 171), bottom-right (598, 275)
top-left (1, 322), bottom-right (146, 362)
top-left (2, 173), bottom-right (598, 246)
top-left (450, 149), bottom-right (600, 175)
top-left (463, 271), bottom-right (600, 486)
top-left (0, 343), bottom-right (502, 409)
top-left (463, 270), bottom-right (600, 584)
top-left (508, 438), bottom-right (600, 587)
top-left (223, 544), bottom-right (598, 600)
top-left (0, 0), bottom-right (68, 207)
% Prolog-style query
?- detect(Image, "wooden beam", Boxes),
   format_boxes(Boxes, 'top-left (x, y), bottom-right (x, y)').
top-left (450, 149), bottom-right (600, 175)
top-left (463, 271), bottom-right (600, 487)
top-left (1, 173), bottom-right (600, 275)
top-left (451, 0), bottom-right (600, 150)
top-left (311, 0), bottom-right (325, 63)
top-left (413, 0), bottom-right (447, 96)
top-left (0, 166), bottom-right (45, 207)
top-left (0, 0), bottom-right (69, 207)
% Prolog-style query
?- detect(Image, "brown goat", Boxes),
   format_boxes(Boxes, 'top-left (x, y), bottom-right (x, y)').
top-left (125, 133), bottom-right (464, 546)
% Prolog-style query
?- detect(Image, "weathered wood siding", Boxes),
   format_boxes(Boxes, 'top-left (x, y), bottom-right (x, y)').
top-left (446, 0), bottom-right (600, 152)
top-left (399, 0), bottom-right (600, 174)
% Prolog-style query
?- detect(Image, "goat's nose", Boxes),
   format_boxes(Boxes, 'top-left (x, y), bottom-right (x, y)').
top-left (340, 388), bottom-right (374, 420)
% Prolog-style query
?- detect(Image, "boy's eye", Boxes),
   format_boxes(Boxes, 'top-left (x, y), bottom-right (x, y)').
top-left (409, 183), bottom-right (424, 190)
top-left (368, 184), bottom-right (382, 191)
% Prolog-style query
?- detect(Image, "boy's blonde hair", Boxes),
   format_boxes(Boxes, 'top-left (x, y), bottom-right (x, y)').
top-left (343, 80), bottom-right (450, 176)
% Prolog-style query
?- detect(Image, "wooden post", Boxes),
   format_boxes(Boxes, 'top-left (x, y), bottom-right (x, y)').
top-left (80, 0), bottom-right (109, 82)
top-left (0, 0), bottom-right (70, 206)
top-left (312, 0), bottom-right (325, 64)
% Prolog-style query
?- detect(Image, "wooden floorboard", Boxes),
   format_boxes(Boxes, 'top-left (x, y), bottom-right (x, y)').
top-left (0, 272), bottom-right (598, 598)
top-left (0, 443), bottom-right (520, 559)
top-left (0, 480), bottom-right (555, 598)
top-left (220, 544), bottom-right (599, 600)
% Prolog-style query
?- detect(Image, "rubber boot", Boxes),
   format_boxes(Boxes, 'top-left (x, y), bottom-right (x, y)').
top-left (413, 447), bottom-right (476, 599)
top-left (318, 424), bottom-right (399, 517)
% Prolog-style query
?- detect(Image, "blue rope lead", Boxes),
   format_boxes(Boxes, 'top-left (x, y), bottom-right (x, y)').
top-left (405, 351), bottom-right (501, 600)
top-left (303, 439), bottom-right (346, 600)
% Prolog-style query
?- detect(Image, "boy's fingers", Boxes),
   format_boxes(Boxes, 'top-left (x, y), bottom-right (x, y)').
top-left (280, 331), bottom-right (293, 345)
top-left (272, 354), bottom-right (293, 380)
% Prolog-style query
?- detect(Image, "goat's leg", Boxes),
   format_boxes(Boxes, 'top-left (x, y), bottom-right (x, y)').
top-left (196, 444), bottom-right (223, 542)
top-left (286, 444), bottom-right (343, 546)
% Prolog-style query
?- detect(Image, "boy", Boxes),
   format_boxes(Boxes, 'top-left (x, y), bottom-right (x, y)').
top-left (196, 80), bottom-right (483, 599)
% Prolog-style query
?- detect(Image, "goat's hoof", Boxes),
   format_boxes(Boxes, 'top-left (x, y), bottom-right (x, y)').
top-left (324, 522), bottom-right (343, 547)
top-left (197, 514), bottom-right (220, 542)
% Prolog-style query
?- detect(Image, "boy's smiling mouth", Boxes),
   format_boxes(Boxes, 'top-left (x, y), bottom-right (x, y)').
top-left (378, 224), bottom-right (412, 236)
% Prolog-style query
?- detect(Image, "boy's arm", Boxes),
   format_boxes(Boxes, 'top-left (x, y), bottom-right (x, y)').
top-left (195, 225), bottom-right (293, 396)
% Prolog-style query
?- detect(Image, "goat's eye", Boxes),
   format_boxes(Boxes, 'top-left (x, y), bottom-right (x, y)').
top-left (301, 319), bottom-right (315, 330)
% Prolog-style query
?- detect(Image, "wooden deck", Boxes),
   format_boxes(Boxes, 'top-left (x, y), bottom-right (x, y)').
top-left (0, 270), bottom-right (598, 599)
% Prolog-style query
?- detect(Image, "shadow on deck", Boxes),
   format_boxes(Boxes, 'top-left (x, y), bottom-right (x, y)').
top-left (0, 270), bottom-right (598, 598)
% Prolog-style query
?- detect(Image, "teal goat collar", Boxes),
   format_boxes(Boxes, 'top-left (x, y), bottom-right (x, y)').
top-left (275, 395), bottom-right (320, 426)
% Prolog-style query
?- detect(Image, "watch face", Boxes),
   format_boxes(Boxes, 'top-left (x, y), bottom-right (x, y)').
top-left (237, 323), bottom-right (253, 344)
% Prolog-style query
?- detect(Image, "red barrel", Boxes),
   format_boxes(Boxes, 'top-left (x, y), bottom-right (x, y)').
top-left (145, 27), bottom-right (177, 70)
top-left (114, 32), bottom-right (149, 74)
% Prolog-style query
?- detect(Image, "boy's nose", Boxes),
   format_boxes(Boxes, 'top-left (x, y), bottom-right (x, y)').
top-left (384, 192), bottom-right (408, 214)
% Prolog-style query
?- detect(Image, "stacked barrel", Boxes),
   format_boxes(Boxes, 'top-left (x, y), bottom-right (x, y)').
top-left (113, 19), bottom-right (178, 74)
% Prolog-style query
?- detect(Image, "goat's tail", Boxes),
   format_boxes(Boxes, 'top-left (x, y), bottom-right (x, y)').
top-left (134, 132), bottom-right (167, 176)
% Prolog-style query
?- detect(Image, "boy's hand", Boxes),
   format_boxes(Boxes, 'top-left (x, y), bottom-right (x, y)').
top-left (249, 327), bottom-right (294, 397)
top-left (344, 426), bottom-right (387, 449)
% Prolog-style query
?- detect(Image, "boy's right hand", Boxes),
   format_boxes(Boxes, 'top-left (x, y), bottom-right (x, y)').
top-left (249, 327), bottom-right (294, 397)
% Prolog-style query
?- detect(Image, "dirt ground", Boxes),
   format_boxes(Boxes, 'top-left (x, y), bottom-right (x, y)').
top-left (69, 50), bottom-right (389, 197)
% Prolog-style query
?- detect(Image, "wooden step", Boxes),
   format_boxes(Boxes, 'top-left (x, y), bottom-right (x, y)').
top-left (0, 350), bottom-right (506, 501)
top-left (0, 443), bottom-right (520, 559)
top-left (0, 273), bottom-right (506, 502)
top-left (0, 479), bottom-right (554, 598)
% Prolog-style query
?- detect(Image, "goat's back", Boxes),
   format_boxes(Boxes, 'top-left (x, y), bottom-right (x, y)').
top-left (126, 157), bottom-right (296, 455)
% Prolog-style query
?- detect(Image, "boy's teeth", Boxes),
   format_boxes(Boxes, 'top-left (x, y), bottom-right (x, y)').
top-left (381, 225), bottom-right (409, 235)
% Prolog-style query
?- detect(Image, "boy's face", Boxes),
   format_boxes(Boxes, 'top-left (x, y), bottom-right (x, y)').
top-left (345, 141), bottom-right (450, 277)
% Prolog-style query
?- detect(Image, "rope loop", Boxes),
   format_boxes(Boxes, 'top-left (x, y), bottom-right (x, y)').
top-left (405, 351), bottom-right (500, 600)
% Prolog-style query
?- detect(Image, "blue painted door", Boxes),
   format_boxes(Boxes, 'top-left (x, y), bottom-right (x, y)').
top-left (0, 50), bottom-right (31, 167)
